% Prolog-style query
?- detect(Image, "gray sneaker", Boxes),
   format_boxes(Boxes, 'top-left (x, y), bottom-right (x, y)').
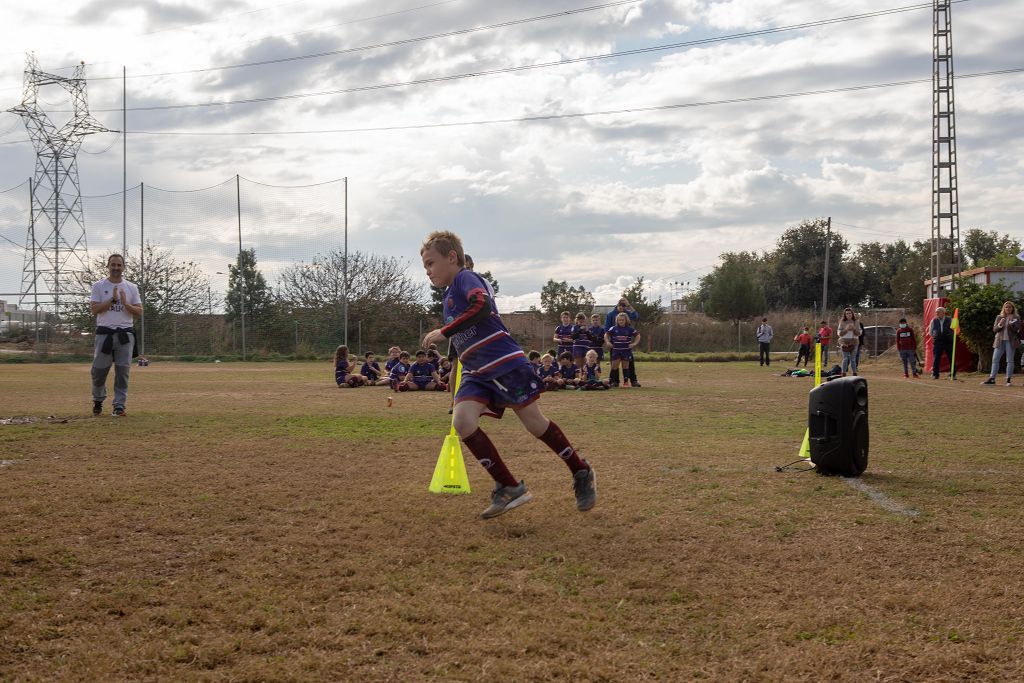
top-left (480, 480), bottom-right (532, 519)
top-left (573, 467), bottom-right (597, 512)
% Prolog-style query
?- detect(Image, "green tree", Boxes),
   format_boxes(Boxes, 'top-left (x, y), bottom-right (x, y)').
top-left (963, 229), bottom-right (1021, 268)
top-left (621, 276), bottom-right (663, 327)
top-left (763, 218), bottom-right (855, 309)
top-left (225, 248), bottom-right (274, 323)
top-left (848, 240), bottom-right (920, 308)
top-left (888, 240), bottom-right (931, 312)
top-left (428, 270), bottom-right (499, 317)
top-left (539, 279), bottom-right (595, 322)
top-left (705, 255), bottom-right (767, 329)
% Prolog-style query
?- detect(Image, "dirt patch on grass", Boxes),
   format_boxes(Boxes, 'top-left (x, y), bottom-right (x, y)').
top-left (1, 360), bottom-right (1022, 680)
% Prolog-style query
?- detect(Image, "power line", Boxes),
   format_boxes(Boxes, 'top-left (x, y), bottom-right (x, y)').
top-left (122, 66), bottom-right (1024, 137)
top-left (81, 1), bottom-right (965, 113)
top-left (82, 0), bottom-right (639, 82)
top-left (0, 0), bottom-right (463, 90)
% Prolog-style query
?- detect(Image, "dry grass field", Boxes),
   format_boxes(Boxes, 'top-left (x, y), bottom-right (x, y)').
top-left (2, 359), bottom-right (1023, 681)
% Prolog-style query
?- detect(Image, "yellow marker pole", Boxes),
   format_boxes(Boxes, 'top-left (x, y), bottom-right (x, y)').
top-left (429, 360), bottom-right (471, 494)
top-left (949, 308), bottom-right (960, 381)
top-left (798, 342), bottom-right (823, 460)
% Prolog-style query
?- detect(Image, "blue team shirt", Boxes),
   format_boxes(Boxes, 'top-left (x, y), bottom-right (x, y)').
top-left (571, 325), bottom-right (591, 349)
top-left (443, 269), bottom-right (528, 380)
top-left (558, 363), bottom-right (578, 380)
top-left (583, 361), bottom-right (601, 381)
top-left (390, 361), bottom-right (411, 379)
top-left (608, 325), bottom-right (638, 351)
top-left (361, 361), bottom-right (381, 379)
top-left (385, 357), bottom-right (401, 372)
top-left (554, 324), bottom-right (575, 348)
top-left (410, 360), bottom-right (435, 379)
top-left (587, 325), bottom-right (606, 349)
top-left (538, 364), bottom-right (560, 379)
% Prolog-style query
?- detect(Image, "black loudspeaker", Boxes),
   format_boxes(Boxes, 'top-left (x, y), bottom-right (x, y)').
top-left (808, 377), bottom-right (868, 476)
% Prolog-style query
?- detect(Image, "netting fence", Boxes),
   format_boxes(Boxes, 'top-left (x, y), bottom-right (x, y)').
top-left (0, 176), bottom-right (439, 358)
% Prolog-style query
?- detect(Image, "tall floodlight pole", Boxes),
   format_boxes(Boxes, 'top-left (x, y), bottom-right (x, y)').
top-left (930, 0), bottom-right (962, 295)
top-left (343, 177), bottom-right (348, 347)
top-left (7, 54), bottom-right (110, 320)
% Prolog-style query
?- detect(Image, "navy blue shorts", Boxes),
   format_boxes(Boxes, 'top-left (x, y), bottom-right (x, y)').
top-left (611, 349), bottom-right (634, 361)
top-left (455, 365), bottom-right (542, 418)
top-left (556, 344), bottom-right (573, 359)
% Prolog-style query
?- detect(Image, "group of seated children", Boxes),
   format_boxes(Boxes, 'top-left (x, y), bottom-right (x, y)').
top-left (540, 311), bottom-right (640, 390)
top-left (334, 345), bottom-right (452, 391)
top-left (332, 309), bottom-right (640, 394)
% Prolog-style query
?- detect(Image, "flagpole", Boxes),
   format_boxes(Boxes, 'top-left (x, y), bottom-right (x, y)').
top-left (950, 307), bottom-right (959, 381)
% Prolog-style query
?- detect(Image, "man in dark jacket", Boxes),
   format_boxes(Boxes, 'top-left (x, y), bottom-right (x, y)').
top-left (929, 307), bottom-right (955, 379)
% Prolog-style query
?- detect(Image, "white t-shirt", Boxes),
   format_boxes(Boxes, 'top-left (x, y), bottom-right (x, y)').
top-left (90, 278), bottom-right (141, 329)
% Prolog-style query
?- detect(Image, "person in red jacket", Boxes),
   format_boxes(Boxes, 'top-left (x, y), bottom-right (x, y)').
top-left (793, 326), bottom-right (812, 367)
top-left (816, 320), bottom-right (833, 367)
top-left (895, 318), bottom-right (920, 378)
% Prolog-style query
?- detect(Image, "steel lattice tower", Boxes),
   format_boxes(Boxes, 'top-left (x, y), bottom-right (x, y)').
top-left (7, 54), bottom-right (109, 317)
top-left (930, 0), bottom-right (961, 294)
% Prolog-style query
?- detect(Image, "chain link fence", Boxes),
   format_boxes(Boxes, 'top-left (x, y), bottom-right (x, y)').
top-left (1, 176), bottom-right (442, 359)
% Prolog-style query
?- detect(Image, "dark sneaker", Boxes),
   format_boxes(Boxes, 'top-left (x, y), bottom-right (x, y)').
top-left (480, 480), bottom-right (532, 519)
top-left (573, 467), bottom-right (597, 512)
top-left (92, 401), bottom-right (103, 416)
top-left (631, 381), bottom-right (642, 388)
top-left (1007, 378), bottom-right (1012, 386)
top-left (112, 406), bottom-right (127, 417)
top-left (982, 378), bottom-right (996, 385)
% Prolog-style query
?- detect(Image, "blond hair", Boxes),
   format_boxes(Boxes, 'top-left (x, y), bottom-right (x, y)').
top-left (585, 349), bottom-right (598, 362)
top-left (420, 230), bottom-right (465, 267)
top-left (1002, 301), bottom-right (1017, 315)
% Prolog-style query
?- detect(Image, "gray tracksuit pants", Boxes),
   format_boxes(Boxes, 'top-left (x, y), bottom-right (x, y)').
top-left (92, 332), bottom-right (134, 408)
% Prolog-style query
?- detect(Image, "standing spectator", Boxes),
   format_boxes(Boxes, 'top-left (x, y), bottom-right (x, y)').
top-left (816, 320), bottom-right (833, 367)
top-left (604, 298), bottom-right (641, 387)
top-left (838, 307), bottom-right (859, 377)
top-left (756, 317), bottom-right (774, 367)
top-left (895, 318), bottom-right (920, 378)
top-left (929, 306), bottom-right (956, 380)
top-left (90, 254), bottom-right (143, 417)
top-left (793, 326), bottom-right (812, 367)
top-left (854, 313), bottom-right (867, 368)
top-left (982, 301), bottom-right (1021, 386)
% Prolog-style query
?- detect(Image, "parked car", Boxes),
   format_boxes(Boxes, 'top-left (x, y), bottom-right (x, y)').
top-left (860, 325), bottom-right (897, 357)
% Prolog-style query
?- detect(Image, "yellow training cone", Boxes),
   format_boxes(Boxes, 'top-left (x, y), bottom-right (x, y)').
top-left (429, 434), bottom-right (471, 494)
top-left (429, 361), bottom-right (471, 494)
top-left (798, 428), bottom-right (811, 460)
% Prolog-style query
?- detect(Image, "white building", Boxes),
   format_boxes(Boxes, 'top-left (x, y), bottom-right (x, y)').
top-left (925, 266), bottom-right (1024, 299)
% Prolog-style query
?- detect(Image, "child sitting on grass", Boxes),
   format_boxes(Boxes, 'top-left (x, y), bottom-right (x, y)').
top-left (407, 349), bottom-right (444, 391)
top-left (579, 349), bottom-right (610, 390)
top-left (389, 351), bottom-right (412, 391)
top-left (335, 345), bottom-right (366, 387)
top-left (537, 353), bottom-right (562, 390)
top-left (360, 351), bottom-right (386, 385)
top-left (557, 351), bottom-right (579, 388)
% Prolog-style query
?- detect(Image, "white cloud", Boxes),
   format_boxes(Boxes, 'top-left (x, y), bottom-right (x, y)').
top-left (0, 0), bottom-right (1022, 299)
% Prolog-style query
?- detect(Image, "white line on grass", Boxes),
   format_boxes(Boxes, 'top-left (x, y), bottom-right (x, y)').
top-left (842, 476), bottom-right (920, 517)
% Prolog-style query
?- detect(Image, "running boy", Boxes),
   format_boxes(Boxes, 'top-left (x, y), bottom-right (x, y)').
top-left (421, 231), bottom-right (596, 518)
top-left (605, 312), bottom-right (640, 387)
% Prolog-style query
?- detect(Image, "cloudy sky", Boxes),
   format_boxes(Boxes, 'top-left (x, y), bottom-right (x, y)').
top-left (0, 0), bottom-right (1021, 310)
